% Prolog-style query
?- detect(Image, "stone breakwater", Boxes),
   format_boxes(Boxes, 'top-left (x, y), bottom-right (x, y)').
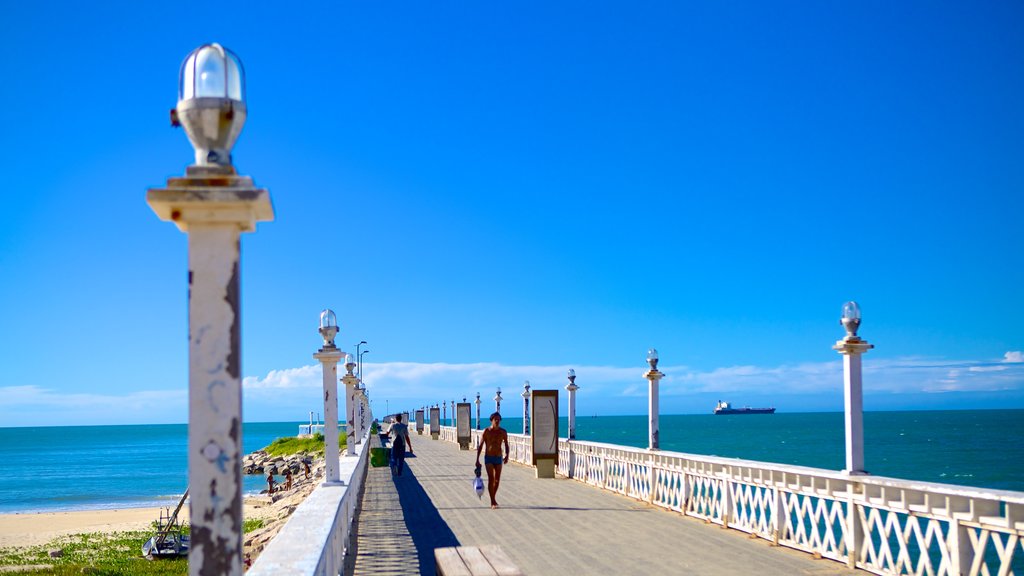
top-left (241, 449), bottom-right (325, 566)
top-left (243, 449), bottom-right (314, 482)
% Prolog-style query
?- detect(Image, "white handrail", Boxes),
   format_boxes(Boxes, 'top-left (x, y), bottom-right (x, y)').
top-left (248, 412), bottom-right (374, 575)
top-left (437, 430), bottom-right (1024, 575)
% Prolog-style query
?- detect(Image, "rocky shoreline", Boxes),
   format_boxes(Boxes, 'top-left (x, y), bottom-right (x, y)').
top-left (241, 449), bottom-right (325, 566)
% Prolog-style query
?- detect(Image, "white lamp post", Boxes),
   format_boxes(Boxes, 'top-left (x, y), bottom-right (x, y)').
top-left (833, 301), bottom-right (873, 475)
top-left (566, 369), bottom-right (579, 440)
top-left (147, 43), bottom-right (272, 576)
top-left (451, 400), bottom-right (456, 426)
top-left (645, 349), bottom-right (664, 450)
top-left (314, 310), bottom-right (344, 484)
top-left (494, 387), bottom-right (503, 415)
top-left (442, 400), bottom-right (447, 424)
top-left (474, 392), bottom-right (482, 430)
top-left (522, 381), bottom-right (531, 434)
top-left (341, 354), bottom-right (359, 457)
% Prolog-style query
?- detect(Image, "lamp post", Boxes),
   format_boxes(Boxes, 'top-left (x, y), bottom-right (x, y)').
top-left (341, 354), bottom-right (359, 457)
top-left (474, 392), bottom-right (482, 430)
top-left (450, 400), bottom-right (456, 426)
top-left (358, 350), bottom-right (370, 383)
top-left (442, 400), bottom-right (447, 424)
top-left (355, 340), bottom-right (367, 380)
top-left (566, 369), bottom-right (579, 440)
top-left (494, 387), bottom-right (503, 415)
top-left (833, 301), bottom-right (873, 475)
top-left (645, 349), bottom-right (664, 450)
top-left (314, 310), bottom-right (344, 484)
top-left (147, 43), bottom-right (272, 576)
top-left (521, 381), bottom-right (531, 435)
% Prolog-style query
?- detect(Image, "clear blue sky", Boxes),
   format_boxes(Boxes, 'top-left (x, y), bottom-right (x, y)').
top-left (2, 1), bottom-right (1022, 426)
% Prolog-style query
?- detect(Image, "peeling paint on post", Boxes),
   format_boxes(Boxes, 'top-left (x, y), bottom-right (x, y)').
top-left (148, 164), bottom-right (273, 576)
top-left (188, 225), bottom-right (245, 574)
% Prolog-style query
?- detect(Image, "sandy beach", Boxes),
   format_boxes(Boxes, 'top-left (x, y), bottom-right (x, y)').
top-left (0, 506), bottom-right (194, 549)
top-left (0, 501), bottom-right (281, 550)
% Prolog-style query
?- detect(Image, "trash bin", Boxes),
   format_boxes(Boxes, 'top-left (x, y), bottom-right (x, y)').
top-left (370, 447), bottom-right (387, 467)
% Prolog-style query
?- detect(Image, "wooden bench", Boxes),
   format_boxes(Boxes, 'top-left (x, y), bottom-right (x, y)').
top-left (435, 545), bottom-right (524, 576)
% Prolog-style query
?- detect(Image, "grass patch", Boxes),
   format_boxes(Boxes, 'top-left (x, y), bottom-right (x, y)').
top-left (263, 432), bottom-right (347, 457)
top-left (0, 521), bottom-right (267, 575)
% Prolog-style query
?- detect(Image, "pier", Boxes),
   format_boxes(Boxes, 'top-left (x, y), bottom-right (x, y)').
top-left (249, 422), bottom-right (1024, 575)
top-left (349, 433), bottom-right (850, 575)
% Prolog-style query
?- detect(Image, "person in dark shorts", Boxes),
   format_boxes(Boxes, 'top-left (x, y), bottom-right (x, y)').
top-left (475, 412), bottom-right (510, 508)
top-left (389, 414), bottom-right (413, 476)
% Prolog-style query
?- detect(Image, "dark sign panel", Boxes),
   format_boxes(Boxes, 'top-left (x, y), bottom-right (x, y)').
top-left (415, 409), bottom-right (424, 432)
top-left (429, 407), bottom-right (440, 434)
top-left (531, 390), bottom-right (558, 465)
top-left (456, 402), bottom-right (472, 443)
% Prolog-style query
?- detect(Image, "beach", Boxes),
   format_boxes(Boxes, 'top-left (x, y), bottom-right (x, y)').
top-left (0, 502), bottom-right (286, 550)
top-left (0, 506), bottom-right (192, 549)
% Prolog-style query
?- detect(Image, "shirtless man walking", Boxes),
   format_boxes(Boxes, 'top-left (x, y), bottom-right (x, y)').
top-left (475, 412), bottom-right (510, 509)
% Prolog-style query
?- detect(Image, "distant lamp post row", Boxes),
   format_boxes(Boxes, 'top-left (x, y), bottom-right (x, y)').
top-left (314, 310), bottom-right (344, 483)
top-left (148, 43), bottom-right (272, 576)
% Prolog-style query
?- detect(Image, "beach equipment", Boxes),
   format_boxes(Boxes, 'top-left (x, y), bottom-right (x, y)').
top-left (142, 488), bottom-right (190, 559)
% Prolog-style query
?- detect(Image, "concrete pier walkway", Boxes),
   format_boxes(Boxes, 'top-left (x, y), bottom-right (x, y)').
top-left (350, 433), bottom-right (855, 575)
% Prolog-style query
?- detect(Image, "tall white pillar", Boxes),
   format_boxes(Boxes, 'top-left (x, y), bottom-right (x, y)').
top-left (566, 369), bottom-right (579, 440)
top-left (341, 357), bottom-right (359, 458)
top-left (494, 388), bottom-right (503, 415)
top-left (833, 301), bottom-right (873, 475)
top-left (644, 349), bottom-right (663, 451)
top-left (314, 315), bottom-right (343, 484)
top-left (148, 167), bottom-right (273, 576)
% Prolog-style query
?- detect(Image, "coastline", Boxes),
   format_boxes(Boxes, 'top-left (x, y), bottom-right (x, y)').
top-left (0, 506), bottom-right (197, 549)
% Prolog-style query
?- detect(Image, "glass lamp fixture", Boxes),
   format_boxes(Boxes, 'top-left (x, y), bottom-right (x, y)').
top-left (841, 301), bottom-right (862, 338)
top-left (172, 43), bottom-right (246, 166)
top-left (344, 354), bottom-right (356, 374)
top-left (522, 380), bottom-right (531, 397)
top-left (475, 392), bottom-right (481, 404)
top-left (318, 309), bottom-right (338, 348)
top-left (647, 348), bottom-right (659, 370)
top-left (567, 368), bottom-right (576, 384)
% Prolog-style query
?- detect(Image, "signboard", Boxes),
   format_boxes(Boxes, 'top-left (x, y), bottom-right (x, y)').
top-left (429, 407), bottom-right (440, 435)
top-left (415, 409), bottom-right (425, 433)
top-left (531, 390), bottom-right (559, 465)
top-left (456, 402), bottom-right (472, 448)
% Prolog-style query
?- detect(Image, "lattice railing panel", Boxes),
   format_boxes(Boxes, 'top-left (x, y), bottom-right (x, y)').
top-left (652, 465), bottom-right (686, 512)
top-left (729, 481), bottom-right (774, 537)
top-left (781, 492), bottom-right (848, 562)
top-left (687, 474), bottom-right (726, 522)
top-left (964, 524), bottom-right (1023, 576)
top-left (857, 507), bottom-right (951, 576)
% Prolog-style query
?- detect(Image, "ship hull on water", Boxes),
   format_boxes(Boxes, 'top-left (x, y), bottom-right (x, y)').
top-left (713, 407), bottom-right (776, 415)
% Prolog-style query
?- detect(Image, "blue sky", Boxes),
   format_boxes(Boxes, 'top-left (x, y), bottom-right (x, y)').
top-left (1, 1), bottom-right (1022, 426)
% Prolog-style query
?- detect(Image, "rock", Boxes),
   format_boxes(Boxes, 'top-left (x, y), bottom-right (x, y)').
top-left (48, 548), bottom-right (63, 558)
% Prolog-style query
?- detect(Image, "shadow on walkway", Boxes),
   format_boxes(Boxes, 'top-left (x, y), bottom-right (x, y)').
top-left (393, 467), bottom-right (460, 575)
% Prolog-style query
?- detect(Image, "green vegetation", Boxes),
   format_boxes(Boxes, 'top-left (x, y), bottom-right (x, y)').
top-left (0, 521), bottom-right (266, 576)
top-left (0, 531), bottom-right (186, 575)
top-left (263, 431), bottom-right (347, 457)
top-left (371, 421), bottom-right (378, 434)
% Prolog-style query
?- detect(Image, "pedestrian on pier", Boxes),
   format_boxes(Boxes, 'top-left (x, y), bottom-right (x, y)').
top-left (476, 412), bottom-right (509, 509)
top-left (389, 413), bottom-right (413, 476)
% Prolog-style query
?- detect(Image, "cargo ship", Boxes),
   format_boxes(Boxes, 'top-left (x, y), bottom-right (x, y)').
top-left (713, 400), bottom-right (775, 415)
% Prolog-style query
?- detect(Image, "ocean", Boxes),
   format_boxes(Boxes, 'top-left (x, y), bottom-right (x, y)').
top-left (1, 410), bottom-right (1021, 513)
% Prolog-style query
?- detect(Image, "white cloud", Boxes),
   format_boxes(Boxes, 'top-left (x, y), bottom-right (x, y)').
top-left (5, 352), bottom-right (1022, 427)
top-left (0, 385), bottom-right (187, 426)
top-left (240, 354), bottom-right (1024, 406)
top-left (1004, 351), bottom-right (1023, 363)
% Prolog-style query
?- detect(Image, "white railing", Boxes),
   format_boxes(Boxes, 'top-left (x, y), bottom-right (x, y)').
top-left (437, 432), bottom-right (1024, 575)
top-left (248, 413), bottom-right (374, 576)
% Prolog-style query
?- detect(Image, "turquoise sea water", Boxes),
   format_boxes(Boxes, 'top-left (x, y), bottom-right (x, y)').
top-left (2, 410), bottom-right (1022, 513)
